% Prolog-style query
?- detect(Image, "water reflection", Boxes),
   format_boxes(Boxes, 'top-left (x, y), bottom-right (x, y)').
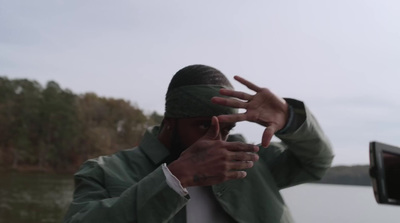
top-left (0, 171), bottom-right (74, 223)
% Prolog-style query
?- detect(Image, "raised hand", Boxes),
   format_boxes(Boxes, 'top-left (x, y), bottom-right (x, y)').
top-left (211, 76), bottom-right (289, 148)
top-left (168, 116), bottom-right (259, 187)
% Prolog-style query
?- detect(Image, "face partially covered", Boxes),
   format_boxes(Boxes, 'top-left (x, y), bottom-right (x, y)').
top-left (163, 116), bottom-right (236, 161)
top-left (162, 65), bottom-right (238, 159)
top-left (174, 117), bottom-right (236, 148)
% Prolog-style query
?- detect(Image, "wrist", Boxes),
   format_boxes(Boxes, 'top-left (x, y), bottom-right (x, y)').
top-left (162, 163), bottom-right (189, 196)
top-left (167, 161), bottom-right (191, 188)
top-left (276, 104), bottom-right (294, 134)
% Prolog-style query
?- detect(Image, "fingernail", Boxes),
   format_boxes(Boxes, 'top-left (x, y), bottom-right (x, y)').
top-left (254, 145), bottom-right (259, 152)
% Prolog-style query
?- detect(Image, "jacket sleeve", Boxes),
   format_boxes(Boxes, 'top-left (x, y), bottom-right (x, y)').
top-left (63, 163), bottom-right (188, 223)
top-left (263, 99), bottom-right (334, 189)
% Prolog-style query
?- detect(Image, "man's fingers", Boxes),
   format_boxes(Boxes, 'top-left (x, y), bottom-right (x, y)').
top-left (229, 160), bottom-right (255, 170)
top-left (204, 116), bottom-right (220, 139)
top-left (224, 142), bottom-right (259, 153)
top-left (217, 113), bottom-right (247, 123)
top-left (261, 126), bottom-right (275, 147)
top-left (229, 151), bottom-right (259, 162)
top-left (211, 97), bottom-right (247, 109)
top-left (219, 89), bottom-right (253, 101)
top-left (234, 76), bottom-right (262, 92)
top-left (225, 170), bottom-right (247, 180)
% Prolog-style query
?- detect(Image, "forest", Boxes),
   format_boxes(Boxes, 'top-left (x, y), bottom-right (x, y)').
top-left (0, 76), bottom-right (163, 172)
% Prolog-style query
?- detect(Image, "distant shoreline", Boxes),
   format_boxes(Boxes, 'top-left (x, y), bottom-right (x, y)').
top-left (318, 164), bottom-right (372, 186)
top-left (0, 165), bottom-right (75, 174)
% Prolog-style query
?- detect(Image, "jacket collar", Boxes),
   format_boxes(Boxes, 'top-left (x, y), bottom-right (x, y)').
top-left (139, 126), bottom-right (170, 165)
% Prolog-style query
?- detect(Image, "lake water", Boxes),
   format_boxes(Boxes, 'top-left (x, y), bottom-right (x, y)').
top-left (281, 184), bottom-right (400, 223)
top-left (0, 171), bottom-right (74, 223)
top-left (1, 172), bottom-right (400, 223)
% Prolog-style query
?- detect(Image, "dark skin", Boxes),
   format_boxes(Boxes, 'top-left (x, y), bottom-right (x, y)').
top-left (159, 76), bottom-right (289, 187)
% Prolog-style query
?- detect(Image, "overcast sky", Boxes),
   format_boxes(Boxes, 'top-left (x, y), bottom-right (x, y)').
top-left (1, 0), bottom-right (399, 166)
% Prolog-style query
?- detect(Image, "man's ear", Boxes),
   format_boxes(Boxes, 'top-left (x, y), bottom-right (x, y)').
top-left (158, 118), bottom-right (177, 149)
top-left (162, 118), bottom-right (176, 132)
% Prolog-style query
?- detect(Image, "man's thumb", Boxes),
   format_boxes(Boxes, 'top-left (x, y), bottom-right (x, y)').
top-left (261, 126), bottom-right (275, 148)
top-left (204, 116), bottom-right (220, 139)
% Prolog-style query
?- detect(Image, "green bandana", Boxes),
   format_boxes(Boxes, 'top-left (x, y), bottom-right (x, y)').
top-left (164, 85), bottom-right (238, 118)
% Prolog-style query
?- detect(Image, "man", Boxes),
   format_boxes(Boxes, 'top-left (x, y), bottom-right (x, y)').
top-left (64, 64), bottom-right (334, 223)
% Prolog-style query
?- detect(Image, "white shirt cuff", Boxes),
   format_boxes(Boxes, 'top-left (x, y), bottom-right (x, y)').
top-left (162, 163), bottom-right (189, 196)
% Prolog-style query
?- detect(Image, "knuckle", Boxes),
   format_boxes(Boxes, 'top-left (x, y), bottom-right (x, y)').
top-left (221, 173), bottom-right (229, 181)
top-left (253, 153), bottom-right (259, 161)
top-left (246, 161), bottom-right (254, 168)
top-left (236, 152), bottom-right (245, 160)
top-left (214, 140), bottom-right (224, 147)
top-left (237, 171), bottom-right (246, 178)
top-left (238, 161), bottom-right (251, 169)
top-left (245, 153), bottom-right (254, 160)
top-left (222, 163), bottom-right (230, 171)
top-left (217, 149), bottom-right (229, 158)
top-left (220, 155), bottom-right (229, 162)
top-left (233, 142), bottom-right (245, 149)
top-left (260, 88), bottom-right (270, 94)
top-left (237, 141), bottom-right (246, 147)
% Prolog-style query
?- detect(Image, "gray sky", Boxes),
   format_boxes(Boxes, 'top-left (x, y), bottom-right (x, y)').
top-left (1, 0), bottom-right (399, 166)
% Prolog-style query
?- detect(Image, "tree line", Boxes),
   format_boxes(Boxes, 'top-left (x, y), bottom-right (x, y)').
top-left (318, 165), bottom-right (372, 186)
top-left (0, 76), bottom-right (374, 185)
top-left (0, 77), bottom-right (163, 172)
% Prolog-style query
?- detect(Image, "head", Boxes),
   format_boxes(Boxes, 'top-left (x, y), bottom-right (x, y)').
top-left (159, 64), bottom-right (237, 160)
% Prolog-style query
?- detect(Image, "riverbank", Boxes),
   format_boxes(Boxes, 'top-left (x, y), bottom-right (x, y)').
top-left (0, 165), bottom-right (77, 175)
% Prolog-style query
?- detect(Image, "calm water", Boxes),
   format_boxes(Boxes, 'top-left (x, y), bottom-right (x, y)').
top-left (281, 184), bottom-right (400, 223)
top-left (1, 172), bottom-right (400, 223)
top-left (0, 171), bottom-right (74, 223)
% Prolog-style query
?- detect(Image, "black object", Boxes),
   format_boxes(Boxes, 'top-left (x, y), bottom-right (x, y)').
top-left (370, 141), bottom-right (400, 205)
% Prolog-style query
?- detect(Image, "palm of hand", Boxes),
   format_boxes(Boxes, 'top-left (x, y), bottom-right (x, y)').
top-left (211, 76), bottom-right (289, 147)
top-left (244, 88), bottom-right (288, 130)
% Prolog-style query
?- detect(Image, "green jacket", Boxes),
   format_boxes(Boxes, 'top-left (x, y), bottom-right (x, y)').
top-left (64, 99), bottom-right (334, 223)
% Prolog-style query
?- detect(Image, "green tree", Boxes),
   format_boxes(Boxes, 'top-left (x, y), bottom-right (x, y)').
top-left (39, 81), bottom-right (81, 169)
top-left (148, 111), bottom-right (164, 127)
top-left (76, 94), bottom-right (148, 161)
top-left (0, 76), bottom-right (164, 172)
top-left (4, 78), bottom-right (43, 168)
top-left (0, 77), bottom-right (15, 166)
